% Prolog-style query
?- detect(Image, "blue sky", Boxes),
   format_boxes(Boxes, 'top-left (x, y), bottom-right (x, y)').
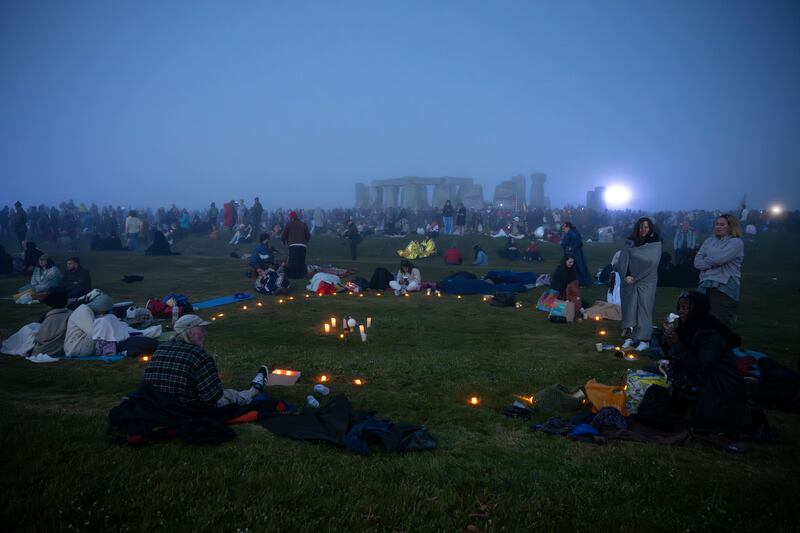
top-left (1, 0), bottom-right (798, 210)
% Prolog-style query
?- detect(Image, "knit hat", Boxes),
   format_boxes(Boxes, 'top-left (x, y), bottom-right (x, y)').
top-left (87, 294), bottom-right (114, 314)
top-left (289, 211), bottom-right (298, 220)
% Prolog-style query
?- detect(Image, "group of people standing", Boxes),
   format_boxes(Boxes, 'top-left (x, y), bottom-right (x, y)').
top-left (547, 214), bottom-right (745, 353)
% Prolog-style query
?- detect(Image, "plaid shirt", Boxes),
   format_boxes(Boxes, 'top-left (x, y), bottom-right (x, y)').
top-left (142, 339), bottom-right (223, 406)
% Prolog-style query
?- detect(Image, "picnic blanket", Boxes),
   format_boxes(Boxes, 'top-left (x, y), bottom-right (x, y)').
top-left (193, 293), bottom-right (252, 310)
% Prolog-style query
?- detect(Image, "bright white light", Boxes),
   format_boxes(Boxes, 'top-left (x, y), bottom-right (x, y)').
top-left (770, 205), bottom-right (783, 215)
top-left (604, 185), bottom-right (632, 208)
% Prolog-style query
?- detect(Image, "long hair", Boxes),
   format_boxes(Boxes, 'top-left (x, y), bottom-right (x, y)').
top-left (676, 291), bottom-right (740, 349)
top-left (400, 259), bottom-right (414, 272)
top-left (717, 214), bottom-right (743, 238)
top-left (628, 217), bottom-right (656, 245)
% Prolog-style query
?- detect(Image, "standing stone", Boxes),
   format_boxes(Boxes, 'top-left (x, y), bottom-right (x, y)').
top-left (381, 186), bottom-right (399, 209)
top-left (511, 175), bottom-right (526, 207)
top-left (368, 186), bottom-right (383, 209)
top-left (459, 184), bottom-right (484, 209)
top-left (355, 184), bottom-right (369, 209)
top-left (432, 184), bottom-right (455, 207)
top-left (529, 173), bottom-right (548, 210)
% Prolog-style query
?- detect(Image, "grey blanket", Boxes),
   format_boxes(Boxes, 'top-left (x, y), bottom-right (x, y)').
top-left (616, 239), bottom-right (661, 341)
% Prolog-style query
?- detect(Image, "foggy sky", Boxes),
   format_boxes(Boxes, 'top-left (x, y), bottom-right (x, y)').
top-left (1, 0), bottom-right (798, 211)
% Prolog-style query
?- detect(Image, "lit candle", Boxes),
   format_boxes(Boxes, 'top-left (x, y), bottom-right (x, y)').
top-left (360, 332), bottom-right (367, 342)
top-left (376, 292), bottom-right (382, 297)
top-left (359, 293), bottom-right (364, 298)
top-left (339, 333), bottom-right (345, 339)
top-left (140, 355), bottom-right (150, 362)
top-left (359, 324), bottom-right (365, 334)
top-left (211, 317), bottom-right (216, 321)
top-left (278, 298), bottom-right (284, 304)
top-left (469, 396), bottom-right (479, 406)
top-left (366, 317), bottom-right (372, 328)
top-left (331, 317), bottom-right (337, 328)
top-left (426, 288), bottom-right (431, 296)
top-left (218, 313), bottom-right (224, 317)
top-left (305, 294), bottom-right (310, 298)
top-left (599, 330), bottom-right (607, 336)
top-left (324, 323), bottom-right (331, 334)
top-left (457, 295), bottom-right (462, 299)
top-left (289, 296), bottom-right (294, 301)
top-left (319, 375), bottom-right (329, 382)
top-left (257, 302), bottom-right (263, 307)
top-left (242, 305), bottom-right (248, 310)
top-left (354, 378), bottom-right (364, 386)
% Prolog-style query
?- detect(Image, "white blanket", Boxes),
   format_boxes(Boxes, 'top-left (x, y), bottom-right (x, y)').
top-left (1, 322), bottom-right (41, 355)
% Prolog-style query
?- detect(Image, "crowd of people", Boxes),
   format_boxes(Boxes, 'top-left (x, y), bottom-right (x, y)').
top-left (2, 194), bottom-right (790, 442)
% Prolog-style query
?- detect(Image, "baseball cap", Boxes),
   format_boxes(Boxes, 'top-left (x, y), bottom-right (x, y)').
top-left (174, 314), bottom-right (212, 334)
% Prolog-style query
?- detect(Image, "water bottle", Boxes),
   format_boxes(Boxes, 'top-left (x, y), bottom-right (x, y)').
top-left (306, 395), bottom-right (320, 408)
top-left (172, 304), bottom-right (179, 325)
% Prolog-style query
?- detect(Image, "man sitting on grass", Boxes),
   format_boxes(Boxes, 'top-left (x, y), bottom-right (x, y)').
top-left (61, 257), bottom-right (92, 299)
top-left (143, 314), bottom-right (268, 407)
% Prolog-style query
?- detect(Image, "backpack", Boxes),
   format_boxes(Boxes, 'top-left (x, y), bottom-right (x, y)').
top-left (369, 267), bottom-right (394, 290)
top-left (490, 292), bottom-right (517, 307)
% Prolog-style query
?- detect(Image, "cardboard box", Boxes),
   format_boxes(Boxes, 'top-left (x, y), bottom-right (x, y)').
top-left (266, 369), bottom-right (301, 387)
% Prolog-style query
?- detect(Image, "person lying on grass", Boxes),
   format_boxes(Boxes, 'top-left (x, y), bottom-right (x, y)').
top-left (142, 314), bottom-right (268, 407)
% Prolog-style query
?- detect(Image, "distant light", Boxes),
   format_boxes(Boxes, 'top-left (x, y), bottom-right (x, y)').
top-left (604, 184), bottom-right (632, 208)
top-left (770, 204), bottom-right (783, 215)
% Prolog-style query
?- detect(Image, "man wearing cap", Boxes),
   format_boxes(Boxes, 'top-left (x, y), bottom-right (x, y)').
top-left (280, 211), bottom-right (311, 279)
top-left (142, 314), bottom-right (268, 407)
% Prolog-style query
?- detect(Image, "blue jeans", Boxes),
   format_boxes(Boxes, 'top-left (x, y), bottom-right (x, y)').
top-left (443, 217), bottom-right (454, 235)
top-left (127, 233), bottom-right (140, 251)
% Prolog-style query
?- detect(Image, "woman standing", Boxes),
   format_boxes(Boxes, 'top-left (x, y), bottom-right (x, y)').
top-left (442, 200), bottom-right (454, 236)
top-left (455, 203), bottom-right (467, 235)
top-left (694, 214), bottom-right (744, 328)
top-left (616, 217), bottom-right (661, 351)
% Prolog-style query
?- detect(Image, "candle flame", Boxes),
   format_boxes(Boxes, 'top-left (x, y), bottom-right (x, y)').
top-left (257, 302), bottom-right (263, 307)
top-left (218, 313), bottom-right (224, 317)
top-left (140, 355), bottom-right (150, 362)
top-left (469, 396), bottom-right (479, 405)
top-left (320, 375), bottom-right (328, 382)
top-left (242, 305), bottom-right (248, 310)
top-left (354, 378), bottom-right (363, 386)
top-left (278, 299), bottom-right (284, 303)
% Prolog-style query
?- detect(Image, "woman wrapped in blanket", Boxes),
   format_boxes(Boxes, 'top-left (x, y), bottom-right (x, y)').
top-left (694, 214), bottom-right (744, 328)
top-left (616, 217), bottom-right (661, 352)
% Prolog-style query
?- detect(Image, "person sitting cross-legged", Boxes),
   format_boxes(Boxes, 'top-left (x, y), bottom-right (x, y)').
top-left (142, 314), bottom-right (269, 407)
top-left (389, 259), bottom-right (421, 296)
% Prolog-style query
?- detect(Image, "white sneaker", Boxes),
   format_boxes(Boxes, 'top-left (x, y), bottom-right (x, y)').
top-left (622, 338), bottom-right (635, 349)
top-left (394, 289), bottom-right (401, 296)
top-left (635, 341), bottom-right (650, 352)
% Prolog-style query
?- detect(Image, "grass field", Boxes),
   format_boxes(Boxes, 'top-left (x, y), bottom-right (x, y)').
top-left (1, 232), bottom-right (799, 532)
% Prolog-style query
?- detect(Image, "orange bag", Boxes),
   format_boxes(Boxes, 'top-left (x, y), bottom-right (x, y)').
top-left (584, 379), bottom-right (627, 415)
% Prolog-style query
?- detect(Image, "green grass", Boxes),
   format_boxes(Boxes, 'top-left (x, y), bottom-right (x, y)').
top-left (1, 232), bottom-right (799, 531)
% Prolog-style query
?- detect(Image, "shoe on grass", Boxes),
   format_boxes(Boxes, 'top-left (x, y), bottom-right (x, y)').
top-left (251, 364), bottom-right (269, 392)
top-left (622, 338), bottom-right (635, 349)
top-left (635, 341), bottom-right (650, 352)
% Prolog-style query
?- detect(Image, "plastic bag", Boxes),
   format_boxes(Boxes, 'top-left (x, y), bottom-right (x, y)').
top-left (625, 370), bottom-right (669, 415)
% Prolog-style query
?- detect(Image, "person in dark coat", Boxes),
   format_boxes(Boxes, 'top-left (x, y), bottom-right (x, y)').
top-left (343, 218), bottom-right (361, 261)
top-left (663, 291), bottom-right (748, 434)
top-left (21, 241), bottom-right (43, 274)
top-left (61, 257), bottom-right (92, 299)
top-left (560, 222), bottom-right (590, 286)
top-left (280, 211), bottom-right (311, 278)
top-left (0, 245), bottom-right (13, 275)
top-left (145, 230), bottom-right (179, 256)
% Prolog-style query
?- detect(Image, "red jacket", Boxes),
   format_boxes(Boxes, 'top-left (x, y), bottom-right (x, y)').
top-left (443, 247), bottom-right (463, 265)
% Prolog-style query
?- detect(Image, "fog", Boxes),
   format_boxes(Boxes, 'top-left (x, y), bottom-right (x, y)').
top-left (1, 0), bottom-right (798, 211)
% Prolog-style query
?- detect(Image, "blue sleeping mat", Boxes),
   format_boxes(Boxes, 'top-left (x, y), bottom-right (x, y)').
top-left (193, 293), bottom-right (253, 310)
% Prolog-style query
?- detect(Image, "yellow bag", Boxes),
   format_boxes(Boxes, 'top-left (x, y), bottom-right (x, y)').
top-left (584, 379), bottom-right (627, 415)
